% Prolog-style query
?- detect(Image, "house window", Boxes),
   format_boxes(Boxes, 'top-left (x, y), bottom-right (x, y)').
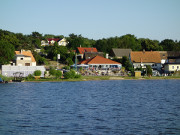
top-left (177, 66), bottom-right (179, 69)
top-left (172, 66), bottom-right (174, 69)
top-left (21, 58), bottom-right (23, 60)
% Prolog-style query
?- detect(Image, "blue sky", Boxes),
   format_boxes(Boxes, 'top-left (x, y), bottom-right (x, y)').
top-left (0, 0), bottom-right (180, 41)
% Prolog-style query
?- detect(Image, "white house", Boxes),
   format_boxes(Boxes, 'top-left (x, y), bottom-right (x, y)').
top-left (41, 38), bottom-right (68, 46)
top-left (15, 50), bottom-right (36, 66)
top-left (164, 63), bottom-right (180, 73)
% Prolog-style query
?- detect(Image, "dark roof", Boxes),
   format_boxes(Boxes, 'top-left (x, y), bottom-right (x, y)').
top-left (84, 52), bottom-right (104, 60)
top-left (110, 48), bottom-right (132, 58)
top-left (157, 51), bottom-right (180, 59)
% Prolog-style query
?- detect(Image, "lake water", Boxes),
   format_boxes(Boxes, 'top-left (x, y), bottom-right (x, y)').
top-left (0, 80), bottom-right (180, 135)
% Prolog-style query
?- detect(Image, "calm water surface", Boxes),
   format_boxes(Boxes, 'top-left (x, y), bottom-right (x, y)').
top-left (0, 80), bottom-right (180, 135)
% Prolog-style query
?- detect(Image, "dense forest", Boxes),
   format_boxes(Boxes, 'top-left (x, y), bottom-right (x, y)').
top-left (0, 29), bottom-right (180, 66)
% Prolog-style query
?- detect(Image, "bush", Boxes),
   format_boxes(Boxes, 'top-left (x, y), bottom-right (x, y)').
top-left (63, 71), bottom-right (72, 79)
top-left (63, 66), bottom-right (70, 70)
top-left (49, 67), bottom-right (56, 76)
top-left (75, 74), bottom-right (81, 78)
top-left (0, 74), bottom-right (12, 81)
top-left (26, 74), bottom-right (34, 80)
top-left (63, 70), bottom-right (76, 79)
top-left (56, 70), bottom-right (62, 79)
top-left (34, 70), bottom-right (41, 76)
top-left (70, 70), bottom-right (76, 78)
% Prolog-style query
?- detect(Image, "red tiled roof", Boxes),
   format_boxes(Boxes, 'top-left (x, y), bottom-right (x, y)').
top-left (15, 50), bottom-right (36, 62)
top-left (131, 51), bottom-right (161, 63)
top-left (79, 56), bottom-right (121, 65)
top-left (77, 47), bottom-right (98, 54)
top-left (47, 38), bottom-right (60, 42)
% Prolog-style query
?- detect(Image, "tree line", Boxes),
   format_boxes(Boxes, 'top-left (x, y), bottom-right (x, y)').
top-left (0, 29), bottom-right (180, 65)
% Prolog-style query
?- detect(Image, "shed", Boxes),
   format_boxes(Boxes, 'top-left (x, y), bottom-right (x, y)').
top-left (135, 71), bottom-right (141, 77)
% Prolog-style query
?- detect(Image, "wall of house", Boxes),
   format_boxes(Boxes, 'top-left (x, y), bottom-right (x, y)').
top-left (58, 38), bottom-right (68, 46)
top-left (16, 56), bottom-right (32, 66)
top-left (41, 40), bottom-right (49, 46)
top-left (89, 64), bottom-right (122, 69)
top-left (2, 65), bottom-right (46, 77)
top-left (32, 62), bottom-right (36, 66)
top-left (165, 64), bottom-right (180, 72)
top-left (133, 63), bottom-right (161, 70)
top-left (175, 59), bottom-right (180, 63)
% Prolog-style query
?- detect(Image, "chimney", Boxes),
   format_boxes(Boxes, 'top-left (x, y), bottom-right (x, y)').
top-left (106, 53), bottom-right (109, 59)
top-left (80, 45), bottom-right (81, 48)
top-left (20, 49), bottom-right (23, 54)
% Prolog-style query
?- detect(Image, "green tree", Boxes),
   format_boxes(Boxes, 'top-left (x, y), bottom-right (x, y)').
top-left (159, 39), bottom-right (177, 51)
top-left (121, 56), bottom-right (134, 72)
top-left (67, 34), bottom-right (84, 49)
top-left (146, 65), bottom-right (152, 76)
top-left (118, 34), bottom-right (142, 51)
top-left (0, 41), bottom-right (15, 65)
top-left (66, 57), bottom-right (74, 66)
top-left (95, 39), bottom-right (108, 53)
top-left (140, 38), bottom-right (162, 51)
top-left (49, 67), bottom-right (56, 76)
top-left (31, 31), bottom-right (42, 39)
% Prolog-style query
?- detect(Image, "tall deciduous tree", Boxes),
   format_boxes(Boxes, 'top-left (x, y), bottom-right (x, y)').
top-left (0, 41), bottom-right (15, 65)
top-left (159, 39), bottom-right (177, 51)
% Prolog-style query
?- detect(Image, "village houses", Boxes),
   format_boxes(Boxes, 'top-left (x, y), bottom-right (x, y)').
top-left (41, 38), bottom-right (68, 46)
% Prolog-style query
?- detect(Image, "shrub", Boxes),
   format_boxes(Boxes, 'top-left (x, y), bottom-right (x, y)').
top-left (56, 70), bottom-right (62, 79)
top-left (63, 71), bottom-right (72, 79)
top-left (70, 70), bottom-right (76, 78)
top-left (49, 67), bottom-right (56, 76)
top-left (26, 74), bottom-right (34, 80)
top-left (75, 74), bottom-right (81, 78)
top-left (63, 66), bottom-right (70, 70)
top-left (63, 70), bottom-right (76, 79)
top-left (34, 70), bottom-right (41, 76)
top-left (0, 74), bottom-right (12, 81)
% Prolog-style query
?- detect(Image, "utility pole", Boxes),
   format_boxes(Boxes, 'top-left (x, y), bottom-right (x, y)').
top-left (75, 53), bottom-right (77, 71)
top-left (57, 54), bottom-right (60, 69)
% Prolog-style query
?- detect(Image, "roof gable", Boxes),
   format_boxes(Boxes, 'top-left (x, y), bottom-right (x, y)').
top-left (47, 38), bottom-right (60, 42)
top-left (131, 51), bottom-right (161, 63)
top-left (77, 47), bottom-right (98, 54)
top-left (80, 56), bottom-right (121, 65)
top-left (15, 50), bottom-right (36, 62)
top-left (111, 48), bottom-right (132, 57)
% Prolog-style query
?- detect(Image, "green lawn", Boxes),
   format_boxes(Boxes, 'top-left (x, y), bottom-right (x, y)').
top-left (24, 75), bottom-right (180, 82)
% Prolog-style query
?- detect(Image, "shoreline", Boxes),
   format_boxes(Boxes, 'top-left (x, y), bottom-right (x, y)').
top-left (23, 76), bottom-right (180, 82)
